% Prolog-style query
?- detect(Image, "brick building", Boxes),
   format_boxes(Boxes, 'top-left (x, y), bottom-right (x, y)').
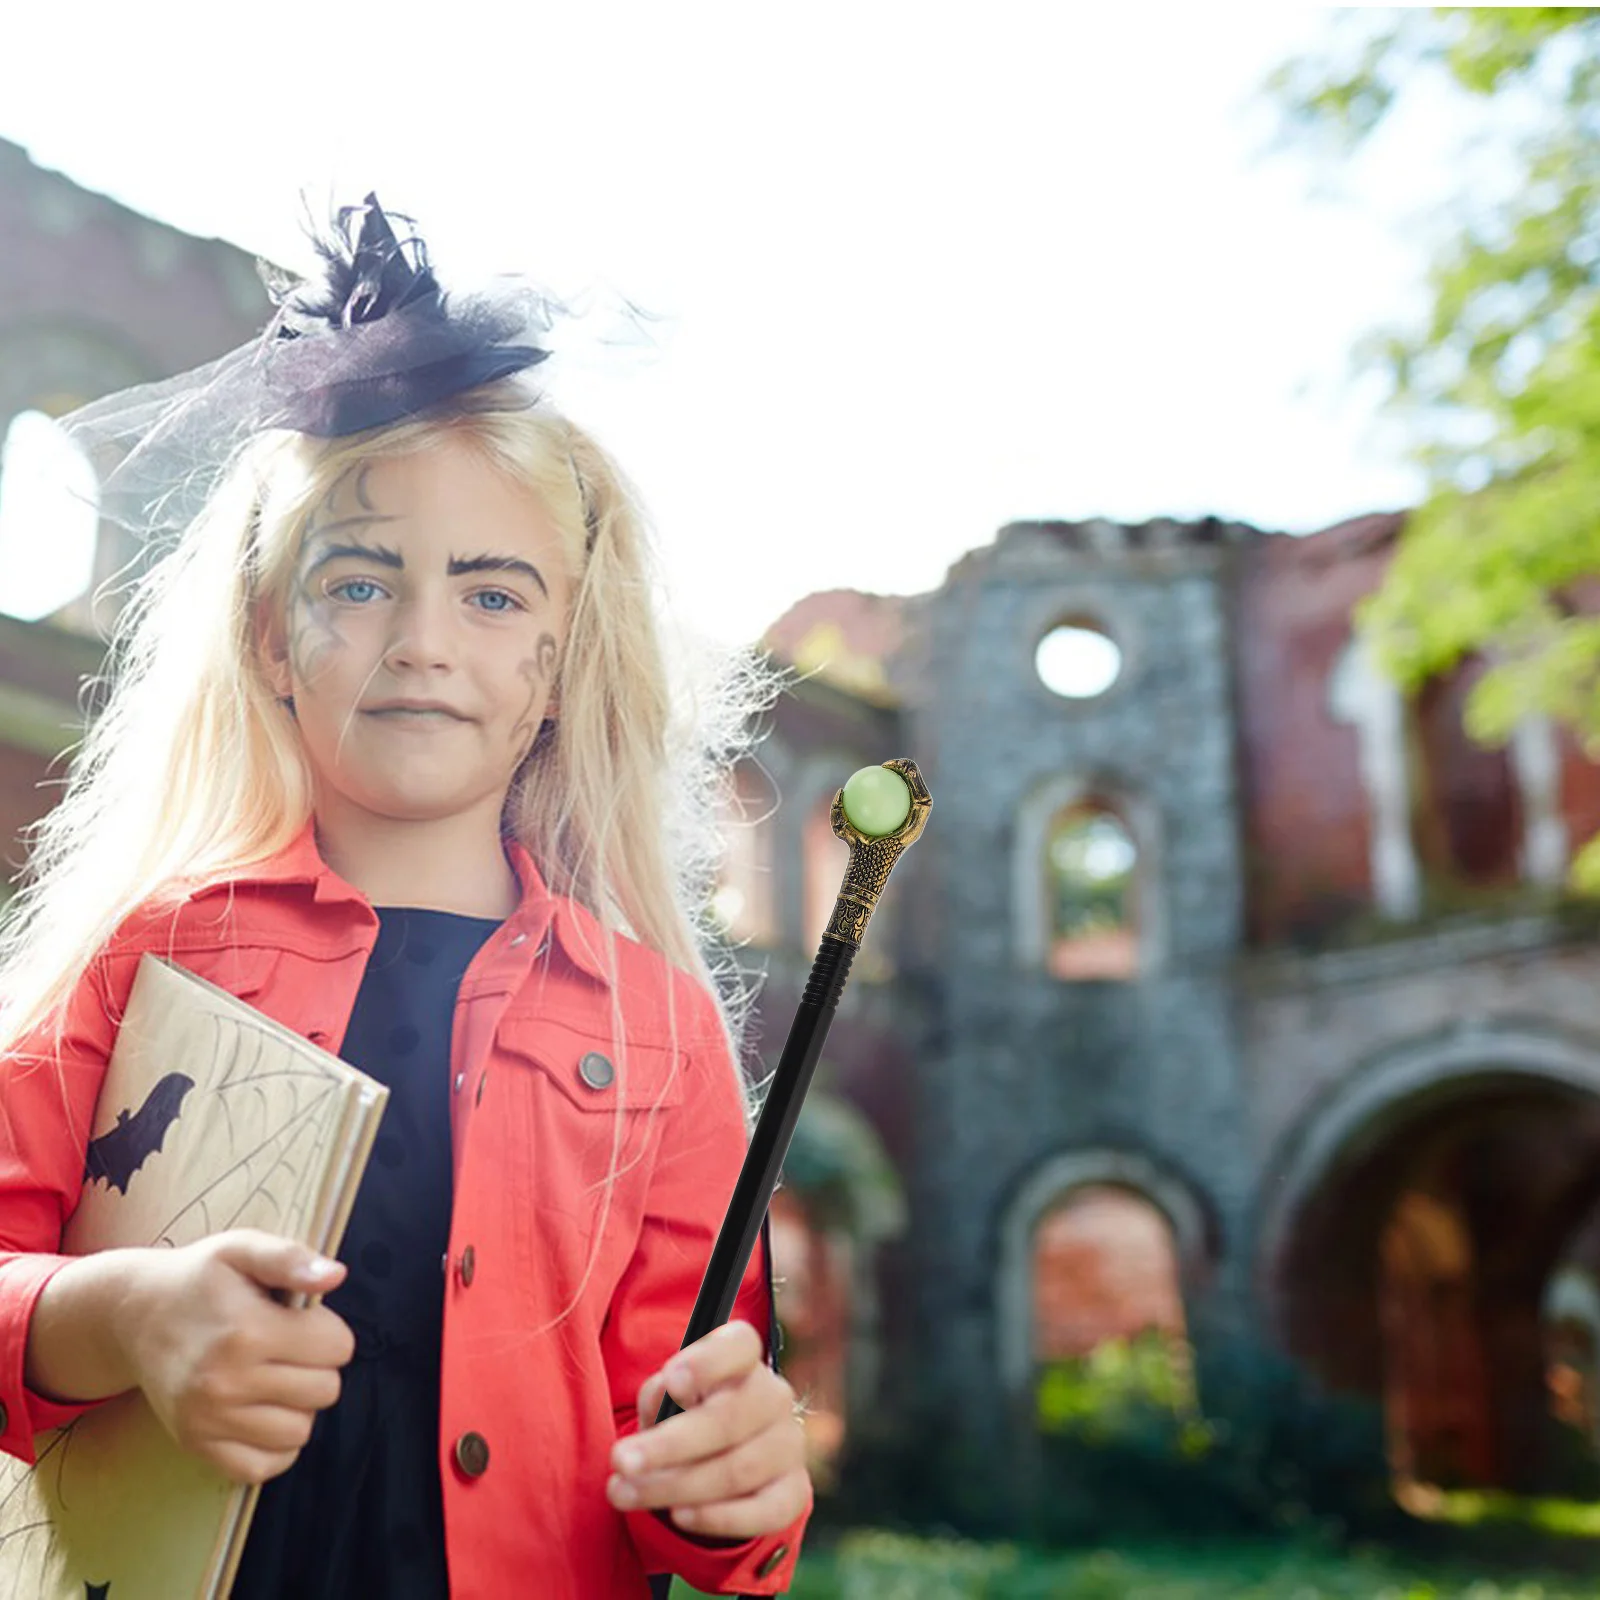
top-left (750, 514), bottom-right (1600, 1508)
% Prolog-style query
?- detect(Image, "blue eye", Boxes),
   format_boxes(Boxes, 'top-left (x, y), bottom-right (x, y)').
top-left (330, 578), bottom-right (383, 604)
top-left (472, 589), bottom-right (522, 613)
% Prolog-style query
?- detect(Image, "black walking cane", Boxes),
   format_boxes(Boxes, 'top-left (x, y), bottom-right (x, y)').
top-left (649, 758), bottom-right (931, 1599)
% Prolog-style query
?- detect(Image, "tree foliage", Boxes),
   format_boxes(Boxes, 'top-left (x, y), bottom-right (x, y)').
top-left (1271, 8), bottom-right (1600, 887)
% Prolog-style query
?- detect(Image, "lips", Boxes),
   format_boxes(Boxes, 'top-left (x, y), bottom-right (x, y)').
top-left (362, 700), bottom-right (470, 720)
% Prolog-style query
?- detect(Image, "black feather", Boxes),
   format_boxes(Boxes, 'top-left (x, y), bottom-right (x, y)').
top-left (265, 193), bottom-right (440, 340)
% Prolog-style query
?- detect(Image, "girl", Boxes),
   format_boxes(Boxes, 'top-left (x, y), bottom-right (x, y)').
top-left (0, 198), bottom-right (811, 1597)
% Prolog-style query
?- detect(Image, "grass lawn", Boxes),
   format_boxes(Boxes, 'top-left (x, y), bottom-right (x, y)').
top-left (681, 1530), bottom-right (1600, 1598)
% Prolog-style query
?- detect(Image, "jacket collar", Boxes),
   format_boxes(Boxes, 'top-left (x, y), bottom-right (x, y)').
top-left (192, 819), bottom-right (614, 988)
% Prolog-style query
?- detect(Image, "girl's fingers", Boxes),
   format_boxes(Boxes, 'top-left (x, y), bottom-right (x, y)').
top-left (638, 1321), bottom-right (763, 1417)
top-left (250, 1361), bottom-right (342, 1414)
top-left (198, 1401), bottom-right (316, 1455)
top-left (619, 1363), bottom-right (791, 1478)
top-left (665, 1467), bottom-right (811, 1541)
top-left (608, 1414), bottom-right (800, 1513)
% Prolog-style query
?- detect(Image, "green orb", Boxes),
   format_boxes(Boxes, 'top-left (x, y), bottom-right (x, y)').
top-left (842, 765), bottom-right (912, 838)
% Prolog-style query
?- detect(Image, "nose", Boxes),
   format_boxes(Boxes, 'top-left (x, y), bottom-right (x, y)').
top-left (383, 587), bottom-right (457, 673)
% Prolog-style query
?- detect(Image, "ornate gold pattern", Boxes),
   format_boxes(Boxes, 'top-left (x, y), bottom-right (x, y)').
top-left (822, 759), bottom-right (932, 947)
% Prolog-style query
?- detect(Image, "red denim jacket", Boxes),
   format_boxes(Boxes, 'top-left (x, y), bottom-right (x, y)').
top-left (0, 823), bottom-right (809, 1596)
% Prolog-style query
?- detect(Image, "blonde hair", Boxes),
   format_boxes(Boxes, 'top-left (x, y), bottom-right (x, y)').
top-left (0, 380), bottom-right (775, 1081)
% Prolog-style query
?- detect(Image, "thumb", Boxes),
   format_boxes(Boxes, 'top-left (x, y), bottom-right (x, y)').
top-left (211, 1230), bottom-right (345, 1294)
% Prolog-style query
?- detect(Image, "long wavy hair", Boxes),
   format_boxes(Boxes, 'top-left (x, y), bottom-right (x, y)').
top-left (0, 380), bottom-right (774, 1092)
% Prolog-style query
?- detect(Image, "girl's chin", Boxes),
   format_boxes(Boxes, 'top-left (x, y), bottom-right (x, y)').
top-left (321, 780), bottom-right (512, 824)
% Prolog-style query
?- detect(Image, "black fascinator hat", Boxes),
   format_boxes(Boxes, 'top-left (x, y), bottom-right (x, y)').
top-left (61, 194), bottom-right (564, 538)
top-left (259, 193), bottom-right (548, 437)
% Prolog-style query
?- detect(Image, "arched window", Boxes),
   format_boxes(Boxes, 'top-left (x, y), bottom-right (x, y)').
top-left (1412, 659), bottom-right (1522, 889)
top-left (1329, 635), bottom-right (1565, 915)
top-left (1045, 802), bottom-right (1138, 980)
top-left (0, 409), bottom-right (99, 622)
top-left (1032, 1185), bottom-right (1192, 1430)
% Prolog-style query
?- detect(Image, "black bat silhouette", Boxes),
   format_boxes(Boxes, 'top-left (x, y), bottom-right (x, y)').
top-left (83, 1073), bottom-right (195, 1195)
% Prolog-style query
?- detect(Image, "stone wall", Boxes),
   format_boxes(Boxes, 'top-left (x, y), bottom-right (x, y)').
top-left (887, 518), bottom-right (1259, 1465)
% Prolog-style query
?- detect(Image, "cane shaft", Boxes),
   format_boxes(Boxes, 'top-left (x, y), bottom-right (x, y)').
top-left (654, 936), bottom-right (854, 1423)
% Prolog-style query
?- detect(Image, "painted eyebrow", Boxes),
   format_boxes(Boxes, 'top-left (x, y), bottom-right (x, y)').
top-left (302, 541), bottom-right (405, 578)
top-left (447, 554), bottom-right (549, 599)
top-left (302, 542), bottom-right (548, 599)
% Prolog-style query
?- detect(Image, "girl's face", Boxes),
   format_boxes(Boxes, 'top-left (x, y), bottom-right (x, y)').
top-left (262, 434), bottom-right (573, 830)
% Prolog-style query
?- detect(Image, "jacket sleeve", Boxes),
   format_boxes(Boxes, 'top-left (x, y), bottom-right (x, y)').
top-left (603, 983), bottom-right (812, 1596)
top-left (0, 948), bottom-right (134, 1462)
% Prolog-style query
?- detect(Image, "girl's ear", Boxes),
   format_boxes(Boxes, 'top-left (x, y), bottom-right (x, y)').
top-left (253, 599), bottom-right (294, 701)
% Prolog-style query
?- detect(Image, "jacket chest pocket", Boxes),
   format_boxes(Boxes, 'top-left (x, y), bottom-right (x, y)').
top-left (165, 946), bottom-right (344, 1048)
top-left (487, 1017), bottom-right (686, 1283)
top-left (165, 946), bottom-right (281, 1010)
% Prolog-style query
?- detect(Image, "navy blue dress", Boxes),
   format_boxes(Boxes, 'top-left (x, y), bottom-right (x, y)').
top-left (232, 906), bottom-right (500, 1599)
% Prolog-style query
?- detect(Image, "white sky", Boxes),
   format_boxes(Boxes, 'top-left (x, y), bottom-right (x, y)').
top-left (0, 5), bottom-right (1465, 646)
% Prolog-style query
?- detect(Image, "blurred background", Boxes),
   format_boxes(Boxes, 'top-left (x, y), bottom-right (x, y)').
top-left (6, 7), bottom-right (1600, 1597)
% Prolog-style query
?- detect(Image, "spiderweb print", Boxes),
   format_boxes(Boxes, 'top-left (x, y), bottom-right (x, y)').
top-left (146, 1012), bottom-right (342, 1250)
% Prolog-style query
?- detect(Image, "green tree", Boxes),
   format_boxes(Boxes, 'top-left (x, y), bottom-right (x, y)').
top-left (1272, 8), bottom-right (1600, 886)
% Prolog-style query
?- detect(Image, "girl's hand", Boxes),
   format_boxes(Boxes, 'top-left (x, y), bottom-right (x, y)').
top-left (117, 1229), bottom-right (355, 1485)
top-left (606, 1320), bottom-right (809, 1539)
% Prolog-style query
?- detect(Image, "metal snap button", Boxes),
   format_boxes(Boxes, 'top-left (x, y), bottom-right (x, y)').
top-left (453, 1072), bottom-right (465, 1094)
top-left (756, 1544), bottom-right (791, 1578)
top-left (578, 1051), bottom-right (615, 1091)
top-left (509, 932), bottom-right (528, 948)
top-left (458, 1245), bottom-right (476, 1287)
top-left (475, 1072), bottom-right (488, 1106)
top-left (453, 1431), bottom-right (490, 1478)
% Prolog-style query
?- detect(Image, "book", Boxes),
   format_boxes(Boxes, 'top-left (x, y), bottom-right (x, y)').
top-left (0, 953), bottom-right (389, 1600)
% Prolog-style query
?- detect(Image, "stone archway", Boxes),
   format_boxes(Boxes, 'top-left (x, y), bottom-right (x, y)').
top-left (997, 1147), bottom-right (1211, 1398)
top-left (1258, 1022), bottom-right (1600, 1495)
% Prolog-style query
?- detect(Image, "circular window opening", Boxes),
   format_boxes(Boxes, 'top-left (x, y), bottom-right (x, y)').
top-left (1036, 621), bottom-right (1122, 700)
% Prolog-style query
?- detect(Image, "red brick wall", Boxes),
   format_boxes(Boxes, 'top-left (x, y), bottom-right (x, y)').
top-left (1232, 515), bottom-right (1401, 943)
top-left (0, 138), bottom-right (268, 376)
top-left (1033, 1186), bottom-right (1185, 1360)
top-left (1235, 514), bottom-right (1600, 940)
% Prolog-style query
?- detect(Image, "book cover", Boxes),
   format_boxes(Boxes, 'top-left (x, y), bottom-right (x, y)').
top-left (0, 954), bottom-right (388, 1599)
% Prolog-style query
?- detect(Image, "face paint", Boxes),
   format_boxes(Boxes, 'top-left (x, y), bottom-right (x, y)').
top-left (275, 441), bottom-right (571, 830)
top-left (508, 632), bottom-right (562, 758)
